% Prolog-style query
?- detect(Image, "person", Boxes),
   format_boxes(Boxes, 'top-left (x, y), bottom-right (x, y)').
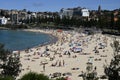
top-left (63, 60), bottom-right (65, 66)
top-left (81, 71), bottom-right (86, 80)
top-left (94, 66), bottom-right (97, 70)
top-left (93, 66), bottom-right (97, 78)
top-left (43, 64), bottom-right (45, 72)
top-left (58, 61), bottom-right (61, 67)
top-left (68, 51), bottom-right (71, 58)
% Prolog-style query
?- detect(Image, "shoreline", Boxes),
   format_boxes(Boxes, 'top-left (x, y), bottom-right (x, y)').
top-left (0, 27), bottom-right (10, 30)
top-left (21, 29), bottom-right (59, 51)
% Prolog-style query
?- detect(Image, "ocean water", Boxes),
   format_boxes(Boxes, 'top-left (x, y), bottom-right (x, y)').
top-left (0, 30), bottom-right (54, 51)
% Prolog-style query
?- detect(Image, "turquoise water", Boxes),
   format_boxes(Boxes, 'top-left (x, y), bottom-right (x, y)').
top-left (0, 30), bottom-right (55, 51)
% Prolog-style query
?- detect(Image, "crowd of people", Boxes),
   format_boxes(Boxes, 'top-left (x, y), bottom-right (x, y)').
top-left (18, 29), bottom-right (114, 80)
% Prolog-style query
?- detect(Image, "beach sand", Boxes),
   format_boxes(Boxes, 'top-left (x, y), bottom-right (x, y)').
top-left (18, 29), bottom-right (115, 80)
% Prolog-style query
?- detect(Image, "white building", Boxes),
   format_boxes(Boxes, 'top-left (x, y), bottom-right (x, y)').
top-left (26, 13), bottom-right (37, 19)
top-left (59, 7), bottom-right (90, 19)
top-left (0, 17), bottom-right (7, 25)
top-left (81, 9), bottom-right (89, 17)
top-left (31, 13), bottom-right (37, 18)
top-left (59, 8), bottom-right (73, 19)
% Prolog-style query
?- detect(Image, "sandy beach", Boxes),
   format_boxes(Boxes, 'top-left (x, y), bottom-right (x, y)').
top-left (17, 29), bottom-right (115, 80)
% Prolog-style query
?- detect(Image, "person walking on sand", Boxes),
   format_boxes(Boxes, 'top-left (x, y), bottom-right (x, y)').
top-left (43, 64), bottom-right (45, 72)
top-left (59, 60), bottom-right (61, 67)
top-left (63, 60), bottom-right (65, 66)
top-left (68, 51), bottom-right (71, 58)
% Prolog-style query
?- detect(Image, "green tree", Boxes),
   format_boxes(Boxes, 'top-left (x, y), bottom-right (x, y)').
top-left (0, 44), bottom-right (10, 61)
top-left (115, 16), bottom-right (120, 31)
top-left (54, 16), bottom-right (61, 26)
top-left (20, 72), bottom-right (49, 80)
top-left (0, 43), bottom-right (21, 79)
top-left (0, 76), bottom-right (14, 80)
top-left (56, 77), bottom-right (65, 80)
top-left (80, 62), bottom-right (98, 80)
top-left (104, 39), bottom-right (120, 80)
top-left (110, 12), bottom-right (115, 29)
